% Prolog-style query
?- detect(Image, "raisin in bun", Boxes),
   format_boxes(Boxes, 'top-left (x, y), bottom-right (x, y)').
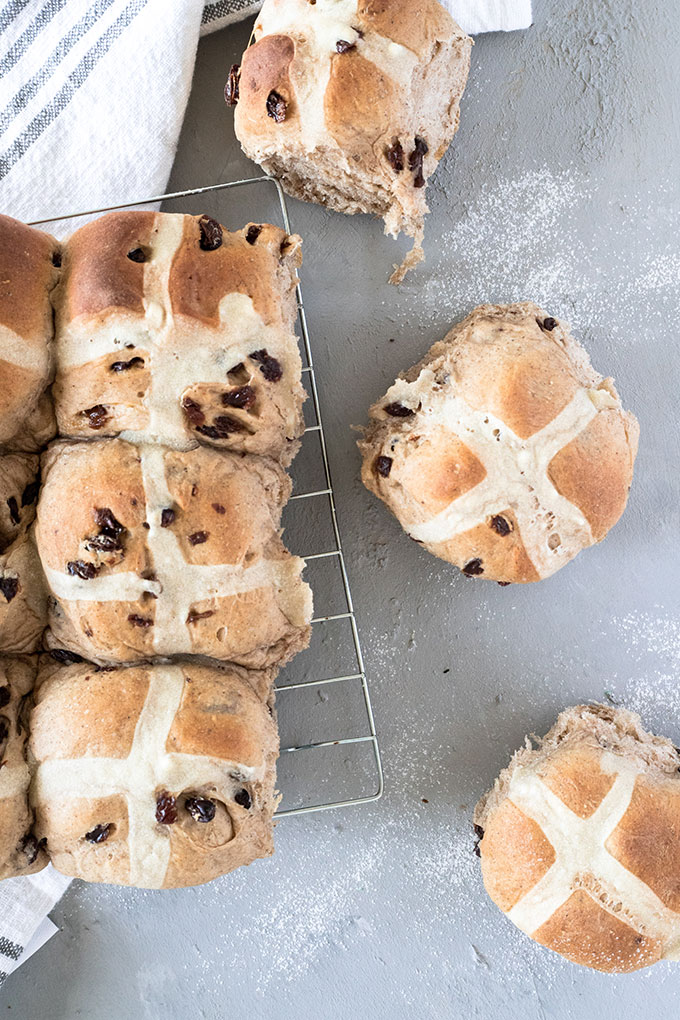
top-left (0, 215), bottom-right (58, 452)
top-left (359, 303), bottom-right (639, 584)
top-left (475, 704), bottom-right (680, 973)
top-left (0, 454), bottom-right (40, 552)
top-left (0, 454), bottom-right (46, 653)
top-left (30, 660), bottom-right (278, 888)
top-left (230, 0), bottom-right (471, 283)
top-left (0, 656), bottom-right (47, 878)
top-left (36, 439), bottom-right (313, 667)
top-left (52, 211), bottom-right (304, 464)
top-left (0, 534), bottom-right (46, 654)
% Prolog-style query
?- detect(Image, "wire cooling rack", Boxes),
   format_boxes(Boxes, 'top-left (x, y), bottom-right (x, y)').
top-left (32, 174), bottom-right (384, 819)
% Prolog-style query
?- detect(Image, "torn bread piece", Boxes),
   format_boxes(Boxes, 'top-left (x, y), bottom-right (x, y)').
top-left (230, 0), bottom-right (471, 283)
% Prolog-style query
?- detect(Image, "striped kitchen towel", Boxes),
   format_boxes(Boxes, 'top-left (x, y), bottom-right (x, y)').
top-left (0, 866), bottom-right (71, 987)
top-left (0, 0), bottom-right (206, 225)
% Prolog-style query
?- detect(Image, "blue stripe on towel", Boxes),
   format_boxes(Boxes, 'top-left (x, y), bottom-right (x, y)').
top-left (0, 0), bottom-right (119, 137)
top-left (0, 0), bottom-right (71, 80)
top-left (0, 936), bottom-right (22, 961)
top-left (0, 0), bottom-right (148, 181)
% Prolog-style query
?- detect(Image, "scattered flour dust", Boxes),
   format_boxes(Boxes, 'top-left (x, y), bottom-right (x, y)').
top-left (198, 726), bottom-right (482, 994)
top-left (59, 712), bottom-right (535, 1002)
top-left (166, 721), bottom-right (558, 1001)
top-left (191, 168), bottom-right (679, 1000)
top-left (613, 610), bottom-right (680, 667)
top-left (64, 615), bottom-right (680, 1008)
top-left (197, 170), bottom-right (679, 1003)
top-left (607, 609), bottom-right (680, 723)
top-left (406, 165), bottom-right (680, 362)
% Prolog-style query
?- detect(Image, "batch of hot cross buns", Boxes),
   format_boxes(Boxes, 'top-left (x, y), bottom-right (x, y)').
top-left (0, 208), bottom-right (312, 890)
top-left (1, 0), bottom-right (677, 976)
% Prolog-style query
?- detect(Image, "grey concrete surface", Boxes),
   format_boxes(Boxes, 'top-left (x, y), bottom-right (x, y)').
top-left (5, 1), bottom-right (680, 1016)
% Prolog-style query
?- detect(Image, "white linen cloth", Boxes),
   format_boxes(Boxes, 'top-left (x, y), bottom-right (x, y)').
top-left (0, 866), bottom-right (71, 986)
top-left (0, 0), bottom-right (531, 988)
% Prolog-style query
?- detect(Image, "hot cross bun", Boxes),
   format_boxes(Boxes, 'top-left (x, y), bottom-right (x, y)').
top-left (52, 211), bottom-right (305, 463)
top-left (475, 704), bottom-right (680, 972)
top-left (30, 660), bottom-right (278, 888)
top-left (230, 0), bottom-right (471, 282)
top-left (36, 439), bottom-right (312, 667)
top-left (359, 303), bottom-right (639, 583)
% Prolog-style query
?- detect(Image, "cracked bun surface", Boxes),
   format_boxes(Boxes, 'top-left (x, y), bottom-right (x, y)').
top-left (36, 439), bottom-right (312, 667)
top-left (231, 0), bottom-right (471, 282)
top-left (30, 660), bottom-right (279, 888)
top-left (52, 211), bottom-right (305, 464)
top-left (359, 303), bottom-right (639, 584)
top-left (474, 704), bottom-right (680, 973)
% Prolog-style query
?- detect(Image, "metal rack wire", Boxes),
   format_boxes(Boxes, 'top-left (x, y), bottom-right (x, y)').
top-left (32, 174), bottom-right (384, 819)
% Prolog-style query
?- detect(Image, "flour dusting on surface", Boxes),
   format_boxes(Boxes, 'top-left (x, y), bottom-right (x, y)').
top-left (607, 610), bottom-right (680, 722)
top-left (403, 166), bottom-right (680, 366)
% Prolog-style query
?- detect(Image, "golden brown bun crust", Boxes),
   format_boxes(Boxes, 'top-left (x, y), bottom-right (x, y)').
top-left (57, 211), bottom-right (154, 320)
top-left (56, 209), bottom-right (302, 327)
top-left (478, 798), bottom-right (555, 913)
top-left (534, 889), bottom-right (663, 972)
top-left (0, 214), bottom-right (58, 451)
top-left (0, 214), bottom-right (58, 344)
top-left (238, 35), bottom-right (297, 143)
top-left (324, 52), bottom-right (396, 158)
top-left (360, 303), bottom-right (639, 584)
top-left (538, 743), bottom-right (616, 819)
top-left (547, 410), bottom-right (637, 543)
top-left (36, 439), bottom-right (312, 667)
top-left (427, 515), bottom-right (540, 585)
top-left (606, 775), bottom-right (680, 913)
top-left (0, 655), bottom-right (47, 878)
top-left (170, 216), bottom-right (301, 330)
top-left (33, 658), bottom-right (148, 760)
top-left (356, 0), bottom-right (456, 55)
top-left (475, 704), bottom-right (680, 973)
top-left (52, 211), bottom-right (305, 461)
top-left (30, 661), bottom-right (278, 888)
